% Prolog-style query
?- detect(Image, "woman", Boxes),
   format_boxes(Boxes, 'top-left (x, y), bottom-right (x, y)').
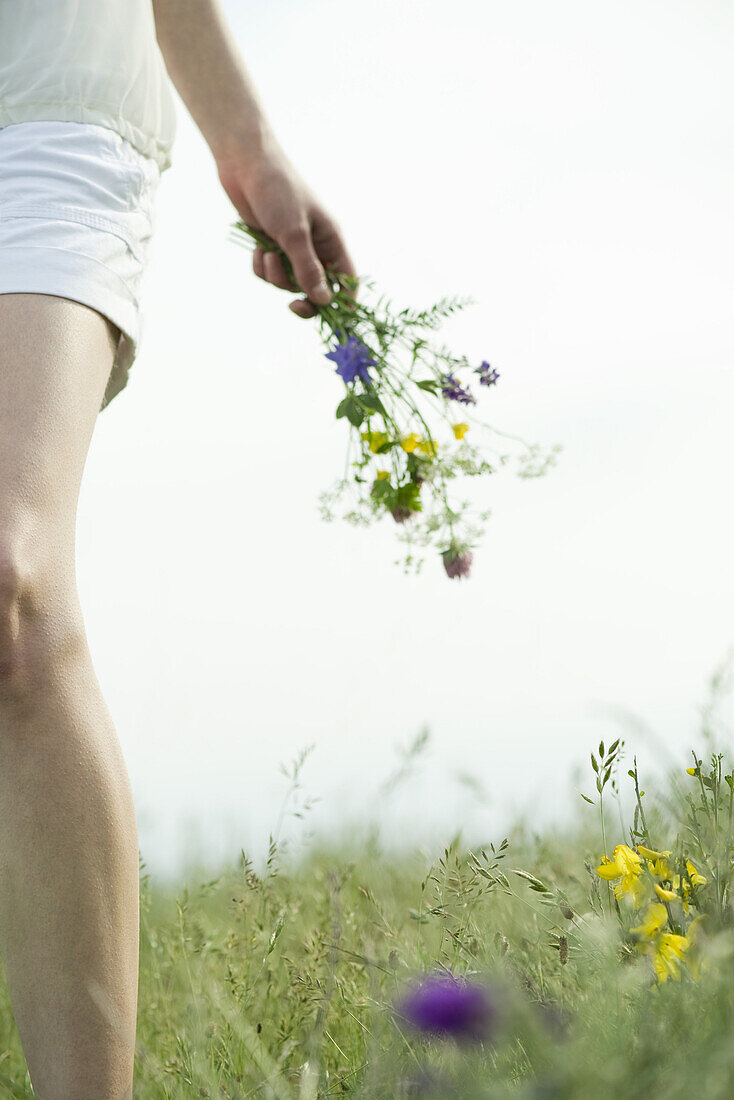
top-left (0, 0), bottom-right (357, 1095)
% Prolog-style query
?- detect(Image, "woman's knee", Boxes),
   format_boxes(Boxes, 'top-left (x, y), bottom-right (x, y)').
top-left (0, 531), bottom-right (80, 702)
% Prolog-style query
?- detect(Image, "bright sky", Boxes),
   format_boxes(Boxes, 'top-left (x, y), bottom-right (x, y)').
top-left (78, 0), bottom-right (734, 881)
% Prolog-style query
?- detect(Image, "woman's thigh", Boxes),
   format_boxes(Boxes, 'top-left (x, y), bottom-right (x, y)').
top-left (0, 292), bottom-right (117, 564)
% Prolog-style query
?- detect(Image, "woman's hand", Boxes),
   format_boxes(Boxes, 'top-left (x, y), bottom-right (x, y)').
top-left (216, 141), bottom-right (359, 319)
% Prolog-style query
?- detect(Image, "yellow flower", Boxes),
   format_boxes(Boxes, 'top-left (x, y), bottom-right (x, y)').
top-left (415, 438), bottom-right (439, 457)
top-left (686, 767), bottom-right (698, 776)
top-left (654, 883), bottom-right (679, 903)
top-left (452, 422), bottom-right (470, 440)
top-left (684, 915), bottom-right (707, 980)
top-left (597, 845), bottom-right (649, 906)
top-left (686, 860), bottom-right (707, 886)
top-left (637, 845), bottom-right (671, 861)
top-left (375, 470), bottom-right (390, 480)
top-left (615, 845), bottom-right (643, 875)
top-left (652, 932), bottom-right (689, 983)
top-left (645, 856), bottom-right (674, 880)
top-left (361, 430), bottom-right (389, 454)
top-left (400, 433), bottom-right (421, 453)
top-left (631, 902), bottom-right (669, 940)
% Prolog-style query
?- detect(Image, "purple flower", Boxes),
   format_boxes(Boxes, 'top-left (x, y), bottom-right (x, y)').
top-left (474, 360), bottom-right (500, 387)
top-left (325, 334), bottom-right (376, 384)
top-left (391, 505), bottom-right (413, 524)
top-left (396, 973), bottom-right (496, 1043)
top-left (441, 545), bottom-right (473, 580)
top-left (440, 372), bottom-right (476, 406)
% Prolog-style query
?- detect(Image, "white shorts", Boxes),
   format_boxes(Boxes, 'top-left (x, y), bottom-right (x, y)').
top-left (0, 119), bottom-right (160, 411)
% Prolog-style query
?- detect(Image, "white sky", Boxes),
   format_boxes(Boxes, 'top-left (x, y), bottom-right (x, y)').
top-left (78, 0), bottom-right (734, 881)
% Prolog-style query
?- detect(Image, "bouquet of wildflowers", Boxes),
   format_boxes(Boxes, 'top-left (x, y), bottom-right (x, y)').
top-left (230, 220), bottom-right (558, 579)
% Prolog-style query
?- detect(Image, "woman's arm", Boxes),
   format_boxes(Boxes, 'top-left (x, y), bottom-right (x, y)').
top-left (151, 0), bottom-right (357, 317)
top-left (151, 0), bottom-right (272, 166)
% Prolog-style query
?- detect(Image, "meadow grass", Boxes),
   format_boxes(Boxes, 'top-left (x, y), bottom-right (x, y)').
top-left (1, 720), bottom-right (734, 1097)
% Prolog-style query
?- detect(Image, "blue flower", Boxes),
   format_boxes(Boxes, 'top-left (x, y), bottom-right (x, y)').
top-left (396, 973), bottom-right (497, 1043)
top-left (325, 334), bottom-right (377, 384)
top-left (474, 360), bottom-right (500, 387)
top-left (440, 372), bottom-right (476, 406)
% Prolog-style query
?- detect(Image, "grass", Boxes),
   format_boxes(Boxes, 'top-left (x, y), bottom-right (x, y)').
top-left (1, 716), bottom-right (734, 1096)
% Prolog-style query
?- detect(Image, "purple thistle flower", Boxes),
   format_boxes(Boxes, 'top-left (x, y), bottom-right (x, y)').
top-left (441, 545), bottom-right (473, 580)
top-left (474, 360), bottom-right (500, 387)
top-left (396, 973), bottom-right (496, 1043)
top-left (325, 334), bottom-right (377, 384)
top-left (440, 372), bottom-right (476, 406)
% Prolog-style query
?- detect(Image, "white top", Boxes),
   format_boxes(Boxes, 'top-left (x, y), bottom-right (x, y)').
top-left (0, 0), bottom-right (177, 173)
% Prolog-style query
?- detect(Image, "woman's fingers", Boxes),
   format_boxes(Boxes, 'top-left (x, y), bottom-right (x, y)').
top-left (289, 298), bottom-right (318, 318)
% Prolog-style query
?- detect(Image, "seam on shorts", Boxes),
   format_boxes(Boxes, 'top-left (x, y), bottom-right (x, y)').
top-left (0, 202), bottom-right (151, 259)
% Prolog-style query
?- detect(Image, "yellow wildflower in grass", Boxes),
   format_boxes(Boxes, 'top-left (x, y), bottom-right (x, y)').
top-left (654, 883), bottom-right (679, 903)
top-left (597, 845), bottom-right (650, 906)
top-left (452, 422), bottom-right (470, 440)
top-left (652, 933), bottom-right (690, 983)
top-left (637, 845), bottom-right (671, 862)
top-left (686, 859), bottom-right (707, 886)
top-left (649, 856), bottom-right (675, 880)
top-left (375, 470), bottom-right (390, 480)
top-left (400, 433), bottom-right (421, 453)
top-left (631, 902), bottom-right (669, 940)
top-left (361, 430), bottom-right (390, 454)
top-left (685, 915), bottom-right (707, 980)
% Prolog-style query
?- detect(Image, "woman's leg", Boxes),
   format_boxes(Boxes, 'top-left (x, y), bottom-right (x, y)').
top-left (0, 293), bottom-right (139, 1099)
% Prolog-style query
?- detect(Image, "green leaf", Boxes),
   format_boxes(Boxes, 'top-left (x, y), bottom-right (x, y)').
top-left (335, 397), bottom-right (351, 420)
top-left (580, 793), bottom-right (595, 804)
top-left (590, 753), bottom-right (599, 774)
top-left (370, 480), bottom-right (392, 501)
top-left (359, 393), bottom-right (386, 416)
top-left (416, 379), bottom-right (439, 392)
top-left (342, 396), bottom-right (365, 428)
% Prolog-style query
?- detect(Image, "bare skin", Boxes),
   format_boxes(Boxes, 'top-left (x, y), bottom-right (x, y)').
top-left (0, 6), bottom-right (359, 1095)
top-left (0, 292), bottom-right (139, 1099)
top-left (151, 0), bottom-right (359, 317)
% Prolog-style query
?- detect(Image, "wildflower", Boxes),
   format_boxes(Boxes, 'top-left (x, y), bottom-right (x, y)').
top-left (361, 430), bottom-right (389, 454)
top-left (686, 767), bottom-right (698, 776)
top-left (415, 438), bottom-right (439, 457)
top-left (652, 932), bottom-right (690, 983)
top-left (392, 506), bottom-right (413, 524)
top-left (441, 543), bottom-right (473, 580)
top-left (631, 902), bottom-right (669, 940)
top-left (654, 884), bottom-right (679, 903)
top-left (452, 422), bottom-right (470, 440)
top-left (637, 845), bottom-right (671, 862)
top-left (649, 856), bottom-right (674, 880)
top-left (440, 372), bottom-right (477, 406)
top-left (396, 973), bottom-right (497, 1043)
top-left (375, 470), bottom-right (391, 480)
top-left (597, 845), bottom-right (648, 906)
top-left (400, 433), bottom-right (421, 453)
top-left (685, 914), bottom-right (707, 980)
top-left (325, 334), bottom-right (377, 384)
top-left (474, 360), bottom-right (500, 387)
top-left (686, 860), bottom-right (707, 886)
